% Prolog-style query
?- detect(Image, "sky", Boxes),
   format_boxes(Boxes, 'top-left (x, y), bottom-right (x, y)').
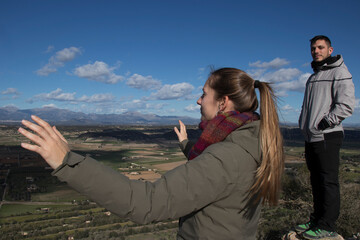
top-left (1, 0), bottom-right (359, 125)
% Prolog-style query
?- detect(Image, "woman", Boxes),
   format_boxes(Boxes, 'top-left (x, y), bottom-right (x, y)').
top-left (19, 68), bottom-right (284, 239)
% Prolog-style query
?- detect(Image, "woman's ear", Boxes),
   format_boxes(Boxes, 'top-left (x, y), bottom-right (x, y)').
top-left (221, 96), bottom-right (236, 112)
top-left (219, 96), bottom-right (229, 111)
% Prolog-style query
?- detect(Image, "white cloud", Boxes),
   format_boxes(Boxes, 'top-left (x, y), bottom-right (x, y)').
top-left (247, 58), bottom-right (313, 98)
top-left (45, 45), bottom-right (54, 53)
top-left (249, 58), bottom-right (290, 69)
top-left (185, 104), bottom-right (200, 112)
top-left (2, 104), bottom-right (18, 109)
top-left (54, 47), bottom-right (81, 62)
top-left (281, 104), bottom-right (294, 111)
top-left (197, 67), bottom-right (206, 80)
top-left (75, 103), bottom-right (125, 114)
top-left (42, 103), bottom-right (57, 108)
top-left (1, 88), bottom-right (20, 98)
top-left (121, 99), bottom-right (144, 109)
top-left (146, 103), bottom-right (166, 110)
top-left (260, 68), bottom-right (302, 83)
top-left (36, 47), bottom-right (82, 76)
top-left (275, 73), bottom-right (311, 92)
top-left (29, 88), bottom-right (115, 103)
top-left (274, 90), bottom-right (289, 97)
top-left (121, 99), bottom-right (166, 111)
top-left (126, 74), bottom-right (162, 90)
top-left (147, 82), bottom-right (195, 100)
top-left (36, 65), bottom-right (58, 76)
top-left (355, 98), bottom-right (360, 109)
top-left (74, 61), bottom-right (123, 84)
top-left (78, 93), bottom-right (115, 103)
top-left (247, 68), bottom-right (266, 80)
top-left (32, 88), bottom-right (76, 102)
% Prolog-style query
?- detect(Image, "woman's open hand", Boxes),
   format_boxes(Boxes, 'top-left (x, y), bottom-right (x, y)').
top-left (18, 115), bottom-right (70, 169)
top-left (174, 120), bottom-right (188, 142)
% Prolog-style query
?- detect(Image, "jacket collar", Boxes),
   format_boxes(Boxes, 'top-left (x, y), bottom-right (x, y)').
top-left (311, 55), bottom-right (342, 72)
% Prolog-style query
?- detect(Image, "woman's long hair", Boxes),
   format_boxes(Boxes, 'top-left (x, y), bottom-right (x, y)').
top-left (207, 68), bottom-right (284, 205)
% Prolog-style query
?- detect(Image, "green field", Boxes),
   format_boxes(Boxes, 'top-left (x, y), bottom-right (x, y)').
top-left (0, 125), bottom-right (359, 239)
top-left (0, 204), bottom-right (76, 219)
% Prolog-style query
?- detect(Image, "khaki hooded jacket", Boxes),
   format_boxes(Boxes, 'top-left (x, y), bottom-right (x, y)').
top-left (52, 120), bottom-right (262, 240)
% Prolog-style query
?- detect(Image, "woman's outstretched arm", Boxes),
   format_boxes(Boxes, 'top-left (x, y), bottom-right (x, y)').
top-left (18, 115), bottom-right (240, 224)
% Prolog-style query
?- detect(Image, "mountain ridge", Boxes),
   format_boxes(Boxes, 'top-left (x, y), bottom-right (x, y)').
top-left (0, 106), bottom-right (200, 125)
top-left (1, 106), bottom-right (359, 127)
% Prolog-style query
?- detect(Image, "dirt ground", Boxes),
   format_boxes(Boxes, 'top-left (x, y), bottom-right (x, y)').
top-left (123, 171), bottom-right (162, 182)
top-left (284, 155), bottom-right (304, 163)
top-left (122, 161), bottom-right (187, 182)
top-left (70, 143), bottom-right (159, 151)
top-left (121, 155), bottom-right (303, 183)
top-left (153, 161), bottom-right (186, 171)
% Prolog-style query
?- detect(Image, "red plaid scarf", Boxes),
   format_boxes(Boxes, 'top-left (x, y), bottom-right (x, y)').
top-left (187, 111), bottom-right (259, 160)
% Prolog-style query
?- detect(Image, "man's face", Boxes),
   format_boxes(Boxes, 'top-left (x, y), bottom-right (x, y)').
top-left (311, 39), bottom-right (333, 62)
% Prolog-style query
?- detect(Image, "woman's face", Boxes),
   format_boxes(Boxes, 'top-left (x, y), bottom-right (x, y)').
top-left (197, 82), bottom-right (220, 121)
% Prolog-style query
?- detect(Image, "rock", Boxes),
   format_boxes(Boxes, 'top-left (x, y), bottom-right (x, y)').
top-left (282, 231), bottom-right (302, 240)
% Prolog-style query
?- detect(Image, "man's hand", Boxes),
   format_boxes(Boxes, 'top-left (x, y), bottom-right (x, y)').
top-left (18, 115), bottom-right (70, 169)
top-left (317, 117), bottom-right (331, 130)
top-left (174, 120), bottom-right (188, 142)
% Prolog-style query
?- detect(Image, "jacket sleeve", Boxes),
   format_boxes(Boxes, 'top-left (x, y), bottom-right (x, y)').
top-left (179, 139), bottom-right (195, 159)
top-left (326, 69), bottom-right (355, 126)
top-left (52, 148), bottom-right (238, 224)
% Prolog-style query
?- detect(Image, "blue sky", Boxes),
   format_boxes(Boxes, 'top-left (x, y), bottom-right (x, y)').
top-left (1, 0), bottom-right (359, 124)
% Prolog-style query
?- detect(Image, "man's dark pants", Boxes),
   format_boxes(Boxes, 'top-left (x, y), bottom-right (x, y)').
top-left (305, 131), bottom-right (343, 232)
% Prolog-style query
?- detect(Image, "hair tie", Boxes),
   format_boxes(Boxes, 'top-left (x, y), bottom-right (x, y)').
top-left (254, 80), bottom-right (260, 88)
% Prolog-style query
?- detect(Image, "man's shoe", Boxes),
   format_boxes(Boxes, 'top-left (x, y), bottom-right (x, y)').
top-left (302, 228), bottom-right (338, 239)
top-left (294, 221), bottom-right (314, 234)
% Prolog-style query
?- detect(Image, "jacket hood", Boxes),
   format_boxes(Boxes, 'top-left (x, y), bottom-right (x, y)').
top-left (311, 55), bottom-right (343, 72)
top-left (226, 120), bottom-right (261, 165)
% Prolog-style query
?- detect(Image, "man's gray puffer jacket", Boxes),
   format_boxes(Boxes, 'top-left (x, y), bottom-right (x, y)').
top-left (299, 55), bottom-right (355, 142)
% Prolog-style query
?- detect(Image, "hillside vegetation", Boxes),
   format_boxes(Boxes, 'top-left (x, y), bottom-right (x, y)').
top-left (0, 125), bottom-right (359, 239)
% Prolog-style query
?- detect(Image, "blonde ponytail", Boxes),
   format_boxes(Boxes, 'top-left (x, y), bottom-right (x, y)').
top-left (250, 81), bottom-right (284, 205)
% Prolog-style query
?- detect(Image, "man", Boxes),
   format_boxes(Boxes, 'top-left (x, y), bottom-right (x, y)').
top-left (297, 35), bottom-right (355, 239)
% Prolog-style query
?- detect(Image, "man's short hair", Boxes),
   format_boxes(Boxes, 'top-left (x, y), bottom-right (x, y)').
top-left (310, 35), bottom-right (332, 47)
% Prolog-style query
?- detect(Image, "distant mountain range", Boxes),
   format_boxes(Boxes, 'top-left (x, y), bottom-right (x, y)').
top-left (1, 106), bottom-right (359, 127)
top-left (0, 106), bottom-right (200, 125)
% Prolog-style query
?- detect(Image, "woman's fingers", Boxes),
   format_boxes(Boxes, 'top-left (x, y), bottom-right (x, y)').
top-left (30, 116), bottom-right (68, 145)
top-left (31, 115), bottom-right (60, 140)
top-left (174, 127), bottom-right (180, 137)
top-left (179, 120), bottom-right (186, 132)
top-left (18, 127), bottom-right (47, 158)
top-left (179, 120), bottom-right (187, 138)
top-left (174, 120), bottom-right (188, 142)
top-left (20, 142), bottom-right (41, 154)
top-left (21, 118), bottom-right (50, 142)
top-left (31, 115), bottom-right (50, 128)
top-left (53, 126), bottom-right (68, 143)
top-left (18, 126), bottom-right (45, 147)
